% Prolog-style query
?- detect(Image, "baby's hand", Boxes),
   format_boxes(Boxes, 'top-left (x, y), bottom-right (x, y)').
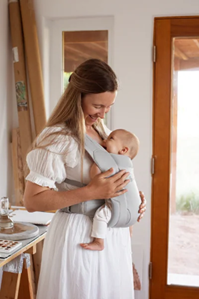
top-left (90, 163), bottom-right (101, 179)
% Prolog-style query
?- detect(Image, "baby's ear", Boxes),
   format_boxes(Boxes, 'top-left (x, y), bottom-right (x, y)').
top-left (119, 147), bottom-right (128, 155)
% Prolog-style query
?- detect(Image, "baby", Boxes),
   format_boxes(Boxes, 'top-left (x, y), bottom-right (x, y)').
top-left (80, 129), bottom-right (139, 251)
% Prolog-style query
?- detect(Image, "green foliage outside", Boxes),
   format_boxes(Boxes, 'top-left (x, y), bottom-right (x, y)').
top-left (176, 192), bottom-right (199, 214)
top-left (63, 72), bottom-right (72, 90)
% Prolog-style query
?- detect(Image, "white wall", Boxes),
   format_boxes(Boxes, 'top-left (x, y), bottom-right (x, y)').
top-left (0, 0), bottom-right (17, 204)
top-left (1, 0), bottom-right (199, 298)
top-left (33, 1), bottom-right (199, 299)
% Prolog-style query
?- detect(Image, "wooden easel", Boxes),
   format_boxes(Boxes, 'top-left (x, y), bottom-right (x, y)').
top-left (7, 0), bottom-right (47, 297)
top-left (0, 234), bottom-right (45, 299)
top-left (1, 259), bottom-right (35, 299)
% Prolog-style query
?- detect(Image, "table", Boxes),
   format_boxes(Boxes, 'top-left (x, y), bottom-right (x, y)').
top-left (0, 226), bottom-right (47, 299)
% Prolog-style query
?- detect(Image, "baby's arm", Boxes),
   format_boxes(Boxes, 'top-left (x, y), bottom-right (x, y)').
top-left (90, 163), bottom-right (101, 179)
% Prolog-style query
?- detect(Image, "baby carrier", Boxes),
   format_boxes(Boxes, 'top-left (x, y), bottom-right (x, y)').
top-left (61, 134), bottom-right (141, 228)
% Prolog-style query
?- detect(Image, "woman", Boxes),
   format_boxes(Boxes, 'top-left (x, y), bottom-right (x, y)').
top-left (24, 59), bottom-right (146, 299)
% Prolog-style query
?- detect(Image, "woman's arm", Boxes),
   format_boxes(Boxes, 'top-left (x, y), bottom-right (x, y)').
top-left (24, 181), bottom-right (94, 212)
top-left (24, 168), bottom-right (130, 212)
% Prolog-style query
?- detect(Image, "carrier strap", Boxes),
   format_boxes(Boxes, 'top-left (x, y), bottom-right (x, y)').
top-left (63, 134), bottom-right (119, 193)
top-left (62, 134), bottom-right (120, 221)
top-left (84, 134), bottom-right (119, 174)
top-left (61, 134), bottom-right (140, 227)
top-left (64, 178), bottom-right (86, 188)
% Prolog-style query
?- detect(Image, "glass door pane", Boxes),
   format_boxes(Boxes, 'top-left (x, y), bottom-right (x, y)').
top-left (168, 38), bottom-right (199, 287)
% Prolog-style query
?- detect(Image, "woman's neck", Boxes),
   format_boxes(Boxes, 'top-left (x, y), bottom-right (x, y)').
top-left (86, 125), bottom-right (103, 145)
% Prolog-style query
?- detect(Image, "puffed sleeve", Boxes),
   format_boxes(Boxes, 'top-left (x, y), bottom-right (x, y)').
top-left (26, 126), bottom-right (79, 190)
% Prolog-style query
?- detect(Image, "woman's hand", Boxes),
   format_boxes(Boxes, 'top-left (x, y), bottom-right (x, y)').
top-left (87, 168), bottom-right (130, 200)
top-left (137, 191), bottom-right (146, 222)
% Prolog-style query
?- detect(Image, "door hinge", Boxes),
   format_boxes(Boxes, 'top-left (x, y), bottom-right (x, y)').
top-left (151, 157), bottom-right (155, 175)
top-left (149, 262), bottom-right (152, 279)
top-left (153, 45), bottom-right (157, 63)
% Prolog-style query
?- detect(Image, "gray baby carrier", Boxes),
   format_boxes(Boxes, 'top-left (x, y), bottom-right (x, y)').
top-left (62, 134), bottom-right (141, 228)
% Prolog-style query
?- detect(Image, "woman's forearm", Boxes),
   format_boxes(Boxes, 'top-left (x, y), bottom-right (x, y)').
top-left (24, 169), bottom-right (130, 212)
top-left (24, 181), bottom-right (94, 212)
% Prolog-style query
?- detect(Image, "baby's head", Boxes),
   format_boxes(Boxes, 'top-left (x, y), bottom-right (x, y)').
top-left (103, 129), bottom-right (139, 159)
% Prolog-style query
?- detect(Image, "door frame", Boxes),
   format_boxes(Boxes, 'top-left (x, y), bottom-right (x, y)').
top-left (150, 16), bottom-right (199, 299)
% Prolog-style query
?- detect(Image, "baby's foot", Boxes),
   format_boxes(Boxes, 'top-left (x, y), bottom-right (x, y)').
top-left (80, 239), bottom-right (104, 251)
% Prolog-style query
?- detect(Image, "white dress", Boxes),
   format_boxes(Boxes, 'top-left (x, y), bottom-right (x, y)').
top-left (26, 126), bottom-right (134, 299)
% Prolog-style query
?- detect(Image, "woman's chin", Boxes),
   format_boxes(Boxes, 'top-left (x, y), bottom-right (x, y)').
top-left (85, 116), bottom-right (98, 125)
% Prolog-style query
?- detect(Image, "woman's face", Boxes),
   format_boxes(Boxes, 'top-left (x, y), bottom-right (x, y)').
top-left (82, 91), bottom-right (117, 125)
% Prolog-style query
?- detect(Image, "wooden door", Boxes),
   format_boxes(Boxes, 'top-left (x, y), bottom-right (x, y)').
top-left (150, 17), bottom-right (199, 299)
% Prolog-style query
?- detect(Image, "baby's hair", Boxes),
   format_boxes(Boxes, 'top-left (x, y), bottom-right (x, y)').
top-left (114, 129), bottom-right (139, 159)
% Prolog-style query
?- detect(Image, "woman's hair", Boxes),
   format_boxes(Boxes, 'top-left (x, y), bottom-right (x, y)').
top-left (26, 59), bottom-right (117, 178)
top-left (44, 59), bottom-right (118, 153)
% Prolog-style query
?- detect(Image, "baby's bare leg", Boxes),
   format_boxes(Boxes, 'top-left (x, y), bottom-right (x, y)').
top-left (81, 204), bottom-right (111, 251)
top-left (80, 238), bottom-right (104, 251)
